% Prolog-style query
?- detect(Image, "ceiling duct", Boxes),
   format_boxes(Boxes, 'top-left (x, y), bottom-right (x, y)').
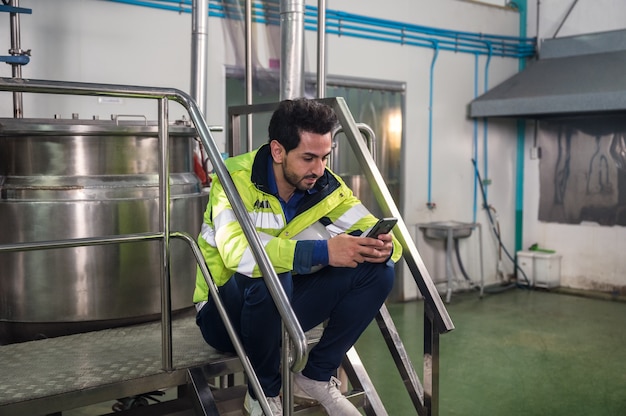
top-left (469, 29), bottom-right (626, 121)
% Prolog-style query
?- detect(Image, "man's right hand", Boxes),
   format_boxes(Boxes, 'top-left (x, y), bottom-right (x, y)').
top-left (327, 233), bottom-right (389, 268)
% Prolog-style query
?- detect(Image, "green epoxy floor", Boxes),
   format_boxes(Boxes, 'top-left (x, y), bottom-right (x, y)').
top-left (355, 288), bottom-right (626, 416)
top-left (63, 288), bottom-right (626, 415)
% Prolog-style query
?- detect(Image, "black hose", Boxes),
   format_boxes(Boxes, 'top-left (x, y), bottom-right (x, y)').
top-left (453, 238), bottom-right (480, 291)
top-left (472, 159), bottom-right (531, 288)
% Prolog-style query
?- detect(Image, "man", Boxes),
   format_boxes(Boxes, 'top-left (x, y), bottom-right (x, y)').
top-left (194, 98), bottom-right (402, 415)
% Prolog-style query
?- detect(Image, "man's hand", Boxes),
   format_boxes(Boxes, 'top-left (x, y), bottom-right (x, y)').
top-left (327, 232), bottom-right (393, 268)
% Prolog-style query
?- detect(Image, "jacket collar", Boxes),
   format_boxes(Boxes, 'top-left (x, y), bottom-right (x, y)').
top-left (250, 143), bottom-right (334, 195)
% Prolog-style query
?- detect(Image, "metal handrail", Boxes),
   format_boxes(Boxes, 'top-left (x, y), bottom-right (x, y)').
top-left (171, 231), bottom-right (269, 411)
top-left (331, 122), bottom-right (377, 166)
top-left (0, 231), bottom-right (272, 414)
top-left (0, 77), bottom-right (308, 414)
top-left (321, 97), bottom-right (454, 334)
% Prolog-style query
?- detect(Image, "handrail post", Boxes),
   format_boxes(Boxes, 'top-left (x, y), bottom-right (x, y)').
top-left (282, 323), bottom-right (294, 415)
top-left (423, 303), bottom-right (440, 416)
top-left (158, 96), bottom-right (174, 371)
top-left (171, 231), bottom-right (274, 415)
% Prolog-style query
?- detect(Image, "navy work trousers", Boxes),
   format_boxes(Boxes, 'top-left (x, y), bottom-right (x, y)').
top-left (196, 260), bottom-right (395, 398)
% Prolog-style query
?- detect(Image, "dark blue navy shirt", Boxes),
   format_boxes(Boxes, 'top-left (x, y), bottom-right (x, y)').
top-left (267, 156), bottom-right (329, 273)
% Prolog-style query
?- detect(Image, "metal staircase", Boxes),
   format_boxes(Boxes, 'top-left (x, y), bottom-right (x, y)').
top-left (0, 78), bottom-right (453, 416)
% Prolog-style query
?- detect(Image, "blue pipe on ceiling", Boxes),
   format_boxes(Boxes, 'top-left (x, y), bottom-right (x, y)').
top-left (104, 0), bottom-right (536, 59)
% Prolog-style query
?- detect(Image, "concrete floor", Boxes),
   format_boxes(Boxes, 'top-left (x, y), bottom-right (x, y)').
top-left (63, 287), bottom-right (626, 415)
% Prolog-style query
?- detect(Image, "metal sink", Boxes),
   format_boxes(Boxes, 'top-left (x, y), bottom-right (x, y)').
top-left (418, 220), bottom-right (475, 240)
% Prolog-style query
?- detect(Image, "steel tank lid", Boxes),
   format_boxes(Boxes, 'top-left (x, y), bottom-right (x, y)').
top-left (0, 117), bottom-right (197, 136)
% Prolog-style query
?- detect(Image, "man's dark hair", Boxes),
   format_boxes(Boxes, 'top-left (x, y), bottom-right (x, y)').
top-left (268, 98), bottom-right (338, 152)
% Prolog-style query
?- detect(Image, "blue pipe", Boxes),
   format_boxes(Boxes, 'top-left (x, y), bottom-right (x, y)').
top-left (514, 0), bottom-right (528, 254)
top-left (427, 43), bottom-right (439, 209)
top-left (482, 44), bottom-right (493, 203)
top-left (472, 53), bottom-right (479, 223)
top-left (324, 8), bottom-right (532, 42)
top-left (104, 0), bottom-right (536, 59)
top-left (320, 21), bottom-right (530, 57)
top-left (106, 0), bottom-right (191, 13)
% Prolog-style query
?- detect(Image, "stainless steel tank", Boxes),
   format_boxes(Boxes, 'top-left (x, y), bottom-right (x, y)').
top-left (0, 117), bottom-right (207, 343)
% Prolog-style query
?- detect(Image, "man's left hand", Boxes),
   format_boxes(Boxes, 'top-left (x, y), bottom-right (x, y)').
top-left (360, 233), bottom-right (393, 263)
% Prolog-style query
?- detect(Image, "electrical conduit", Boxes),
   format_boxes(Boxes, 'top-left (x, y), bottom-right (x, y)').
top-left (427, 42), bottom-right (439, 209)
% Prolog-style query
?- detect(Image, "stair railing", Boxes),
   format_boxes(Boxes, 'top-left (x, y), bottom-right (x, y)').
top-left (327, 96), bottom-right (455, 416)
top-left (0, 76), bottom-right (307, 416)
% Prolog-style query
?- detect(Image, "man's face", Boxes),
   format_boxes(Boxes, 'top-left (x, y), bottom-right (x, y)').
top-left (271, 131), bottom-right (332, 192)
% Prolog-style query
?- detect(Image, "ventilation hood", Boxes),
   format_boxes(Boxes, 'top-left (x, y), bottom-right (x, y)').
top-left (469, 29), bottom-right (626, 120)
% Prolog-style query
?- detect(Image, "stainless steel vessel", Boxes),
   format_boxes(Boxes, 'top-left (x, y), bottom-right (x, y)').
top-left (0, 117), bottom-right (207, 343)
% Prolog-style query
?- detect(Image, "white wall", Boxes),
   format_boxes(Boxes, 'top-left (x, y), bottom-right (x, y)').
top-left (322, 0), bottom-right (521, 299)
top-left (1, 0), bottom-right (625, 297)
top-left (527, 0), bottom-right (626, 41)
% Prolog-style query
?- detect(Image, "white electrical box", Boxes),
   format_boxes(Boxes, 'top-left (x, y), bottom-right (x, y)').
top-left (516, 251), bottom-right (562, 288)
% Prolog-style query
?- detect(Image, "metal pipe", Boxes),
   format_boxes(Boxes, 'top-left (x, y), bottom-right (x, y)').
top-left (553, 0), bottom-right (580, 38)
top-left (316, 0), bottom-right (327, 99)
top-left (9, 0), bottom-right (24, 117)
top-left (279, 0), bottom-right (305, 99)
top-left (423, 303), bottom-right (440, 415)
top-left (374, 305), bottom-right (426, 412)
top-left (472, 54), bottom-right (479, 223)
top-left (245, 0), bottom-right (253, 151)
top-left (190, 0), bottom-right (208, 115)
top-left (427, 44), bottom-right (439, 209)
top-left (536, 0), bottom-right (541, 43)
top-left (331, 123), bottom-right (378, 167)
top-left (482, 45), bottom-right (493, 203)
top-left (0, 232), bottom-right (164, 253)
top-left (354, 123), bottom-right (376, 163)
top-left (282, 323), bottom-right (294, 415)
top-left (515, 0), bottom-right (529, 254)
top-left (158, 97), bottom-right (173, 370)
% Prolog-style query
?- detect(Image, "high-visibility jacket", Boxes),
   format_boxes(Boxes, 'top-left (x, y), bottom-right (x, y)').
top-left (193, 144), bottom-right (402, 303)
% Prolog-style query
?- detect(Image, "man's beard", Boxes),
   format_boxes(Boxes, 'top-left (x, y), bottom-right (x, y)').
top-left (282, 161), bottom-right (318, 191)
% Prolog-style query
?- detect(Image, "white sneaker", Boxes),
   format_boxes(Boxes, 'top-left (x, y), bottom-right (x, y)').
top-left (293, 373), bottom-right (361, 416)
top-left (244, 390), bottom-right (283, 416)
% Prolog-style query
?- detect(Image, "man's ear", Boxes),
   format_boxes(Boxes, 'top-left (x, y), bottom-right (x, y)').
top-left (269, 140), bottom-right (285, 163)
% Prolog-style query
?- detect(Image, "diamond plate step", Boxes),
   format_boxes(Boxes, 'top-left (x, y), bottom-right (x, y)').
top-left (0, 309), bottom-right (236, 416)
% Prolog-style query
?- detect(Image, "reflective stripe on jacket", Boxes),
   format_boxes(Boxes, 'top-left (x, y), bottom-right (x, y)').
top-left (193, 144), bottom-right (402, 303)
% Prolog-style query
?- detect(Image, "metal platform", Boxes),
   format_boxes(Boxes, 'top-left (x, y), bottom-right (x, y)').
top-left (0, 310), bottom-right (234, 416)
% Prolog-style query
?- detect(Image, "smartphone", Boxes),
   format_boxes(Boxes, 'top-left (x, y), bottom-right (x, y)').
top-left (363, 217), bottom-right (398, 238)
